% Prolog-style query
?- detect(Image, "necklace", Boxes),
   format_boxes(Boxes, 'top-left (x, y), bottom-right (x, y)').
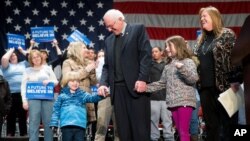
top-left (201, 38), bottom-right (214, 55)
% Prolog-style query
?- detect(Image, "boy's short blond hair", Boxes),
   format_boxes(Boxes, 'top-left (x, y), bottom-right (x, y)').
top-left (60, 71), bottom-right (81, 87)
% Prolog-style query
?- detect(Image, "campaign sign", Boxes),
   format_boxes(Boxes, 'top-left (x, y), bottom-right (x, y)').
top-left (197, 30), bottom-right (202, 38)
top-left (91, 85), bottom-right (98, 95)
top-left (67, 30), bottom-right (91, 46)
top-left (7, 33), bottom-right (26, 49)
top-left (31, 26), bottom-right (55, 42)
top-left (26, 82), bottom-right (54, 100)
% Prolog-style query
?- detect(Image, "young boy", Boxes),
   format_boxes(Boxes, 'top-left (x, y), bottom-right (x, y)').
top-left (49, 71), bottom-right (105, 141)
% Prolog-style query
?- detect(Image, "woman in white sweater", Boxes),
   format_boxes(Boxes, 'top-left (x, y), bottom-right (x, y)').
top-left (21, 49), bottom-right (58, 141)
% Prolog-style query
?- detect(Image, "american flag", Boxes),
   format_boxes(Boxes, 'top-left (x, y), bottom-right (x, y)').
top-left (1, 0), bottom-right (250, 59)
top-left (114, 0), bottom-right (250, 48)
top-left (1, 0), bottom-right (112, 59)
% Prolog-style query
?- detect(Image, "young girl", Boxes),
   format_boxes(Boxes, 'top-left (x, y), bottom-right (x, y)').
top-left (146, 35), bottom-right (199, 141)
top-left (149, 47), bottom-right (174, 141)
top-left (49, 71), bottom-right (104, 141)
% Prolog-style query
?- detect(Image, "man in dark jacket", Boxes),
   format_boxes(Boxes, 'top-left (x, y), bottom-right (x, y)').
top-left (231, 15), bottom-right (250, 124)
top-left (98, 9), bottom-right (152, 141)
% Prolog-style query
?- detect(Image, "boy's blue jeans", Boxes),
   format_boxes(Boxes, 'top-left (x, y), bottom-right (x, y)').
top-left (61, 126), bottom-right (85, 141)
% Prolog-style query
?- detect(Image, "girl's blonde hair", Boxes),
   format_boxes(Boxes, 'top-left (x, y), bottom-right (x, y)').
top-left (165, 35), bottom-right (193, 61)
top-left (60, 71), bottom-right (81, 87)
top-left (28, 50), bottom-right (42, 67)
top-left (198, 6), bottom-right (224, 45)
top-left (67, 41), bottom-right (87, 65)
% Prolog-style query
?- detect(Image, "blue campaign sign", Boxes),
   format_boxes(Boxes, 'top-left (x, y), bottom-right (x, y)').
top-left (26, 82), bottom-right (54, 100)
top-left (197, 30), bottom-right (202, 38)
top-left (7, 33), bottom-right (26, 49)
top-left (91, 85), bottom-right (98, 95)
top-left (31, 26), bottom-right (55, 42)
top-left (67, 29), bottom-right (91, 46)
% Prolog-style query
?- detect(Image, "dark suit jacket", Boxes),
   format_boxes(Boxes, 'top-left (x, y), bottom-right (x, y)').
top-left (100, 24), bottom-right (152, 99)
top-left (231, 15), bottom-right (250, 65)
top-left (231, 15), bottom-right (250, 124)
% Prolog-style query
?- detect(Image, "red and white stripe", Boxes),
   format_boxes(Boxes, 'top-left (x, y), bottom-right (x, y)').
top-left (114, 0), bottom-right (250, 48)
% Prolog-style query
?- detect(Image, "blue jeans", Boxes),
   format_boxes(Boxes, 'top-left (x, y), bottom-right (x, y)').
top-left (61, 126), bottom-right (85, 141)
top-left (190, 100), bottom-right (200, 135)
top-left (28, 100), bottom-right (54, 141)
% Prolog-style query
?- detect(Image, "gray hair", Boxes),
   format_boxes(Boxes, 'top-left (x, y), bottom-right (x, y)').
top-left (103, 9), bottom-right (125, 21)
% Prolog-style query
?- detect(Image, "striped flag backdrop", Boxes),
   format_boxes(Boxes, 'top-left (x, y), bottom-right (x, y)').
top-left (0, 0), bottom-right (250, 59)
top-left (114, 0), bottom-right (250, 48)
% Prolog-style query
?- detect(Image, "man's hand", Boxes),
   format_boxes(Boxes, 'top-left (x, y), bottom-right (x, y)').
top-left (134, 81), bottom-right (147, 93)
top-left (98, 85), bottom-right (109, 97)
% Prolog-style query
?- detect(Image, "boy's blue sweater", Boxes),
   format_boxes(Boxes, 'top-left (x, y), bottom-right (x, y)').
top-left (49, 86), bottom-right (102, 128)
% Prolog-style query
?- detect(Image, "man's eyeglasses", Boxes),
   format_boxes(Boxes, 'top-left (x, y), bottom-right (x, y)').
top-left (106, 20), bottom-right (117, 30)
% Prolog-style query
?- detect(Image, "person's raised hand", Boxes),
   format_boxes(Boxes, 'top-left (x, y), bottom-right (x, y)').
top-left (85, 62), bottom-right (96, 72)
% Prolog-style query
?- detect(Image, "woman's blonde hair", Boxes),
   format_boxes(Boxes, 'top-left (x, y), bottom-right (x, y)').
top-left (67, 41), bottom-right (87, 65)
top-left (28, 50), bottom-right (42, 67)
top-left (198, 6), bottom-right (224, 45)
top-left (60, 71), bottom-right (81, 87)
